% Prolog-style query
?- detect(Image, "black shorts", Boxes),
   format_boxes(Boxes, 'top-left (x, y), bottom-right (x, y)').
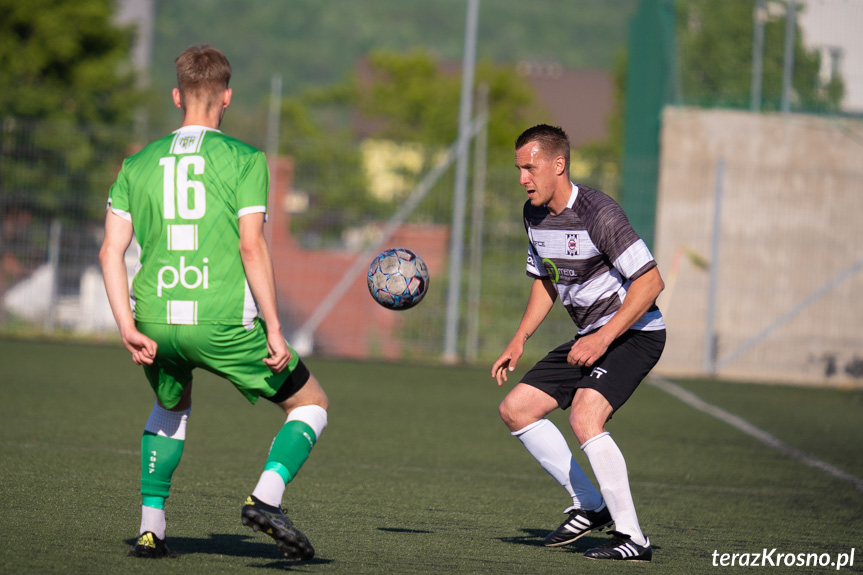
top-left (521, 329), bottom-right (666, 413)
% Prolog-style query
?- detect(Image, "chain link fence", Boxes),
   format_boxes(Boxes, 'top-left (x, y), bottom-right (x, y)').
top-left (0, 119), bottom-right (580, 366)
top-left (3, 112), bottom-right (861, 387)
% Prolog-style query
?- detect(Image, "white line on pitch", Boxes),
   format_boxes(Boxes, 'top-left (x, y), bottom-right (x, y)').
top-left (648, 376), bottom-right (863, 494)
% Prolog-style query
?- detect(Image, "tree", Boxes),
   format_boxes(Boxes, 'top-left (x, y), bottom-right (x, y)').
top-left (357, 49), bottom-right (542, 153)
top-left (572, 49), bottom-right (628, 200)
top-left (0, 0), bottom-right (138, 219)
top-left (147, 0), bottom-right (637, 139)
top-left (574, 0), bottom-right (847, 204)
top-left (277, 48), bottom-right (546, 246)
top-left (278, 85), bottom-right (372, 246)
top-left (676, 0), bottom-right (843, 112)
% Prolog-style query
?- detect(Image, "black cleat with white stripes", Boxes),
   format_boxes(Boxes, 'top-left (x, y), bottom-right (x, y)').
top-left (583, 530), bottom-right (652, 561)
top-left (543, 503), bottom-right (613, 547)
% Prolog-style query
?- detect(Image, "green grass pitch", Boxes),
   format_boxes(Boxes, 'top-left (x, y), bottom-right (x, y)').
top-left (1, 338), bottom-right (861, 574)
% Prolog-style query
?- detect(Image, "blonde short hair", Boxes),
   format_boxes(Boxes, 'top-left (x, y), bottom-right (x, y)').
top-left (174, 44), bottom-right (231, 111)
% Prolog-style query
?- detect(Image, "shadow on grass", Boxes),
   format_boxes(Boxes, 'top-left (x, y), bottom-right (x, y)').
top-left (124, 533), bottom-right (335, 567)
top-left (499, 528), bottom-right (662, 554)
top-left (377, 527), bottom-right (433, 534)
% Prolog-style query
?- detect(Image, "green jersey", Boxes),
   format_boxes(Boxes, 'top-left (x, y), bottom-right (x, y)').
top-left (108, 125), bottom-right (268, 326)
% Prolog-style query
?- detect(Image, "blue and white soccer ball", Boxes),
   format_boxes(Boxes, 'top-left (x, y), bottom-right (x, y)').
top-left (367, 248), bottom-right (430, 310)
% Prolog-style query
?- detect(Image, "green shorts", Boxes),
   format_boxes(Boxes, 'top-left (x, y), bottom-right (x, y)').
top-left (136, 320), bottom-right (308, 409)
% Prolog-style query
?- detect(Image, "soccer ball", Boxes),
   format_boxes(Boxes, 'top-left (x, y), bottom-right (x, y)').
top-left (367, 248), bottom-right (430, 310)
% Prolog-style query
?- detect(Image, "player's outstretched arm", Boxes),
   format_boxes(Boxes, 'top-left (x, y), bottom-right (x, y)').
top-left (238, 212), bottom-right (290, 373)
top-left (99, 210), bottom-right (157, 365)
top-left (492, 278), bottom-right (557, 386)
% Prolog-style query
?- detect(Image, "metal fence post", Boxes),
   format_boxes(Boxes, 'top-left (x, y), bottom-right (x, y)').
top-left (43, 219), bottom-right (62, 333)
top-left (750, 0), bottom-right (766, 112)
top-left (443, 0), bottom-right (480, 363)
top-left (704, 159), bottom-right (724, 375)
top-left (465, 84), bottom-right (489, 363)
top-left (780, 0), bottom-right (797, 113)
top-left (266, 73), bottom-right (281, 247)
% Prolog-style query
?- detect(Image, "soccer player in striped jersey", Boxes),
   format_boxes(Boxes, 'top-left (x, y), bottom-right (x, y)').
top-left (492, 124), bottom-right (666, 562)
top-left (100, 45), bottom-right (327, 561)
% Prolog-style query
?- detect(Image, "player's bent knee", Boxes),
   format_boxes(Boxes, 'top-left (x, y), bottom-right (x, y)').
top-left (500, 385), bottom-right (558, 431)
top-left (498, 400), bottom-right (512, 426)
top-left (569, 413), bottom-right (606, 445)
top-left (303, 375), bottom-right (329, 410)
top-left (279, 374), bottom-right (328, 413)
top-left (286, 404), bottom-right (328, 440)
top-left (499, 397), bottom-right (534, 432)
top-left (498, 396), bottom-right (519, 427)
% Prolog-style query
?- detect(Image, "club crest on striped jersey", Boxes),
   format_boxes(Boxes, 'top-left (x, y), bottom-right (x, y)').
top-left (566, 233), bottom-right (579, 256)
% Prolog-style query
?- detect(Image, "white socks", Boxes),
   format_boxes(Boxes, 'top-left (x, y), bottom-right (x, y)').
top-left (512, 419), bottom-right (603, 511)
top-left (252, 470), bottom-right (286, 508)
top-left (581, 431), bottom-right (646, 546)
top-left (286, 404), bottom-right (328, 439)
top-left (140, 505), bottom-right (166, 540)
top-left (144, 401), bottom-right (191, 440)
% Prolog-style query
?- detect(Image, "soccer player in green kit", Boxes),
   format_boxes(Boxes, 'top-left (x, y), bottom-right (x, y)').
top-left (100, 45), bottom-right (327, 560)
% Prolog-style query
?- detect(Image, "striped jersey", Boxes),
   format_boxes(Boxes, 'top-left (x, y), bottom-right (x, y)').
top-left (524, 183), bottom-right (665, 335)
top-left (107, 125), bottom-right (269, 327)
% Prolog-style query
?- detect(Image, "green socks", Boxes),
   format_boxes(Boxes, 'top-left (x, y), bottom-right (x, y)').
top-left (140, 431), bottom-right (185, 509)
top-left (263, 420), bottom-right (318, 483)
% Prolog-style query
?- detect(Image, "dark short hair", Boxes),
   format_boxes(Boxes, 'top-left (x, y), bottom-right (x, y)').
top-left (515, 124), bottom-right (570, 169)
top-left (175, 44), bottom-right (231, 109)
